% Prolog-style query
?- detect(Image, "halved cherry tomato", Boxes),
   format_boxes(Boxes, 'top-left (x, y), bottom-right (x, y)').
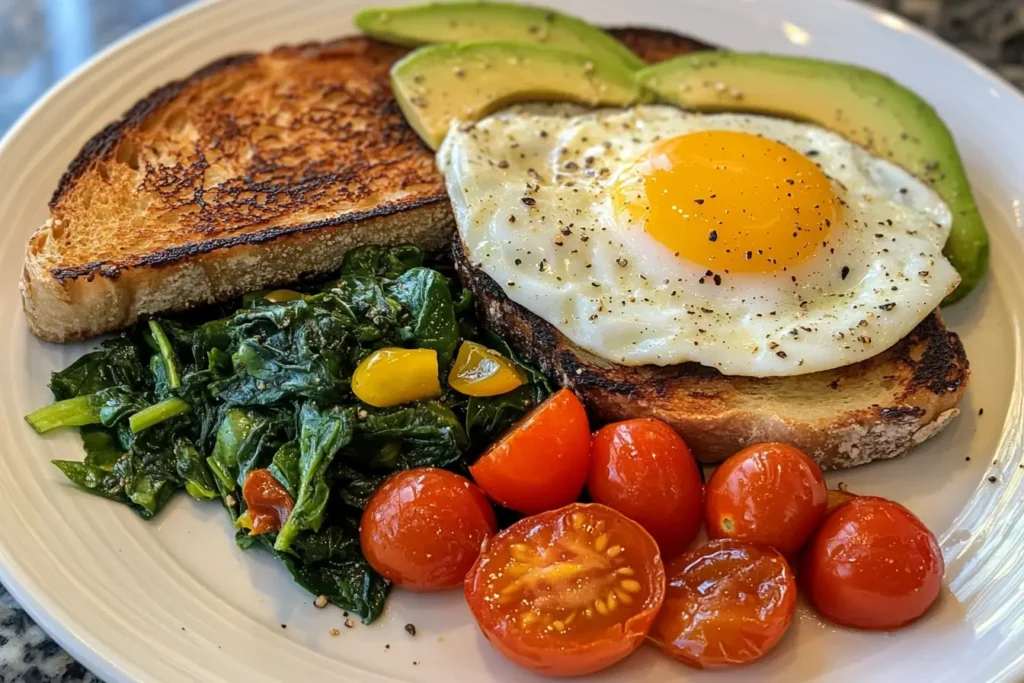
top-left (360, 468), bottom-right (496, 591)
top-left (470, 388), bottom-right (591, 515)
top-left (653, 539), bottom-right (797, 670)
top-left (803, 496), bottom-right (943, 630)
top-left (826, 487), bottom-right (858, 513)
top-left (705, 442), bottom-right (827, 554)
top-left (465, 503), bottom-right (665, 677)
top-left (242, 469), bottom-right (294, 535)
top-left (588, 418), bottom-right (703, 559)
top-left (448, 341), bottom-right (527, 397)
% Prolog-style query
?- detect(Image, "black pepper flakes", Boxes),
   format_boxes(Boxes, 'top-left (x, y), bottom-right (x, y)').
top-left (878, 302), bottom-right (896, 311)
top-left (521, 197), bottom-right (536, 206)
top-left (744, 251), bottom-right (753, 260)
top-left (988, 476), bottom-right (998, 483)
top-left (694, 198), bottom-right (705, 205)
top-left (979, 408), bottom-right (984, 416)
top-left (708, 230), bottom-right (718, 242)
top-left (405, 624), bottom-right (417, 637)
top-left (841, 266), bottom-right (850, 280)
top-left (713, 274), bottom-right (722, 286)
top-left (776, 350), bottom-right (788, 358)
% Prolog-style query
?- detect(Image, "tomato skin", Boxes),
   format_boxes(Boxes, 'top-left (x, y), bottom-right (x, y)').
top-left (470, 388), bottom-right (591, 515)
top-left (242, 469), bottom-right (294, 535)
top-left (653, 539), bottom-right (797, 670)
top-left (804, 496), bottom-right (943, 630)
top-left (826, 488), bottom-right (858, 513)
top-left (360, 468), bottom-right (496, 591)
top-left (464, 503), bottom-right (665, 677)
top-left (705, 442), bottom-right (827, 554)
top-left (588, 418), bottom-right (703, 559)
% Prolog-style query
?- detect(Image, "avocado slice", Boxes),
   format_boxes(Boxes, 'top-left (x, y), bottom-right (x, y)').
top-left (392, 41), bottom-right (646, 150)
top-left (637, 52), bottom-right (989, 304)
top-left (356, 2), bottom-right (644, 71)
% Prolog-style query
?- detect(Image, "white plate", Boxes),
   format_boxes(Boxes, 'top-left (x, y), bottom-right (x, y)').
top-left (1, 0), bottom-right (1022, 681)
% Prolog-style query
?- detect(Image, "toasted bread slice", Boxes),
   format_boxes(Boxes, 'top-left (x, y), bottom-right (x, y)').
top-left (452, 233), bottom-right (968, 470)
top-left (21, 30), bottom-right (712, 343)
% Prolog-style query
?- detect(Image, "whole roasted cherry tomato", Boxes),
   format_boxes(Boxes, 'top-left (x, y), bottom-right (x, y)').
top-left (804, 496), bottom-right (943, 630)
top-left (705, 442), bottom-right (827, 554)
top-left (360, 468), bottom-right (496, 591)
top-left (242, 469), bottom-right (294, 535)
top-left (653, 539), bottom-right (797, 669)
top-left (588, 418), bottom-right (703, 559)
top-left (470, 388), bottom-right (591, 515)
top-left (465, 503), bottom-right (665, 677)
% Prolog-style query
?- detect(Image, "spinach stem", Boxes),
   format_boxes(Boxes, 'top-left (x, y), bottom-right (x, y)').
top-left (148, 320), bottom-right (181, 390)
top-left (24, 396), bottom-right (101, 433)
top-left (129, 397), bottom-right (190, 433)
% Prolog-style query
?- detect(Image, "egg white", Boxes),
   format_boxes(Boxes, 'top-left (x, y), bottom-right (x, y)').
top-left (438, 105), bottom-right (959, 377)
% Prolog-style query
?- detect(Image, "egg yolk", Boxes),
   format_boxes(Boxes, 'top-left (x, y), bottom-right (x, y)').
top-left (613, 130), bottom-right (840, 273)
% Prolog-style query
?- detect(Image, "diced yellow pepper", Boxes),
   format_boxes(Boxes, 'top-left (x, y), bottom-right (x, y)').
top-left (448, 341), bottom-right (527, 397)
top-left (264, 289), bottom-right (304, 303)
top-left (352, 347), bottom-right (442, 407)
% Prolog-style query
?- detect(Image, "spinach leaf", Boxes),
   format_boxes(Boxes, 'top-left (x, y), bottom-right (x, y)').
top-left (80, 426), bottom-right (125, 470)
top-left (52, 460), bottom-right (130, 505)
top-left (281, 524), bottom-right (389, 622)
top-left (340, 244), bottom-right (422, 279)
top-left (173, 439), bottom-right (218, 501)
top-left (388, 268), bottom-right (459, 366)
top-left (275, 404), bottom-right (354, 552)
top-left (351, 402), bottom-right (468, 470)
top-left (49, 338), bottom-right (149, 400)
top-left (269, 442), bottom-right (301, 499)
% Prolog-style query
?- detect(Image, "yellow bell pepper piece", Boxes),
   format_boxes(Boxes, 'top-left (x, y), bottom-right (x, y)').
top-left (352, 347), bottom-right (442, 408)
top-left (448, 341), bottom-right (527, 397)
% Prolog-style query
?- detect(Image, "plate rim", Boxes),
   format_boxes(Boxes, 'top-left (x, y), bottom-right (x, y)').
top-left (0, 1), bottom-right (1022, 682)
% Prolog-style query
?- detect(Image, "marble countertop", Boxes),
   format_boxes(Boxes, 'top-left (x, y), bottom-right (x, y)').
top-left (2, 0), bottom-right (1023, 680)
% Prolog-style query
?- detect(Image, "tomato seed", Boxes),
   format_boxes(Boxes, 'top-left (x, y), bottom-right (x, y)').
top-left (606, 545), bottom-right (622, 558)
top-left (594, 533), bottom-right (609, 553)
top-left (607, 591), bottom-right (618, 611)
top-left (614, 588), bottom-right (633, 605)
top-left (552, 620), bottom-right (566, 632)
top-left (616, 567), bottom-right (635, 576)
top-left (595, 599), bottom-right (610, 616)
top-left (620, 579), bottom-right (642, 594)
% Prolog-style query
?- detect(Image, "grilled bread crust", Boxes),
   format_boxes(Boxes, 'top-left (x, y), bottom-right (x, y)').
top-left (452, 234), bottom-right (968, 470)
top-left (21, 29), bottom-right (710, 343)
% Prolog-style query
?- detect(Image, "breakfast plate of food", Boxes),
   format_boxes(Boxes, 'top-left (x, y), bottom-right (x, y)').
top-left (0, 0), bottom-right (1022, 681)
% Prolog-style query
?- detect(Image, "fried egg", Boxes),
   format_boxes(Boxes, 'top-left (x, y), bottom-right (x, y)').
top-left (438, 105), bottom-right (959, 376)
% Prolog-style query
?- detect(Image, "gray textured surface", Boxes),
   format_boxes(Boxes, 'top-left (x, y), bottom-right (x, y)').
top-left (1, 0), bottom-right (1022, 680)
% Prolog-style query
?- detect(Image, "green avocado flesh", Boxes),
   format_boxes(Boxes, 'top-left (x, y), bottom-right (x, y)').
top-left (638, 51), bottom-right (989, 304)
top-left (392, 41), bottom-right (646, 150)
top-left (356, 1), bottom-right (644, 70)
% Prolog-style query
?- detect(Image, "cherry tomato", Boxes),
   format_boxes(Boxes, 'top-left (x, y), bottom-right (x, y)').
top-left (470, 388), bottom-right (591, 515)
top-left (826, 488), bottom-right (858, 513)
top-left (705, 442), bottom-right (827, 554)
top-left (465, 503), bottom-right (665, 677)
top-left (588, 418), bottom-right (703, 559)
top-left (803, 496), bottom-right (943, 630)
top-left (242, 469), bottom-right (294, 535)
top-left (360, 468), bottom-right (496, 591)
top-left (653, 539), bottom-right (797, 670)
